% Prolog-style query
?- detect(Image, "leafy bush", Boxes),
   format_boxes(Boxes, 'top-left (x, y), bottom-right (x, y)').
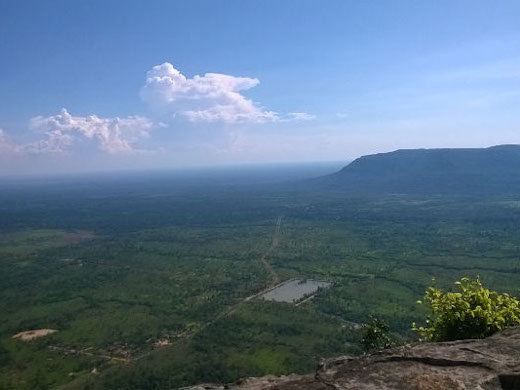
top-left (413, 277), bottom-right (520, 341)
top-left (361, 316), bottom-right (394, 353)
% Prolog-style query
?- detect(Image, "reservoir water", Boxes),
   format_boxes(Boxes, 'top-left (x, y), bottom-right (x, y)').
top-left (260, 279), bottom-right (331, 303)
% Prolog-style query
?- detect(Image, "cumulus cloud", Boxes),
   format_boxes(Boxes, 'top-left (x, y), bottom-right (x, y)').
top-left (141, 62), bottom-right (312, 123)
top-left (29, 109), bottom-right (153, 154)
top-left (3, 63), bottom-right (313, 164)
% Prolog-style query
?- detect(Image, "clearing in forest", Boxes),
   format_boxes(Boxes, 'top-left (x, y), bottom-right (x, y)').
top-left (12, 329), bottom-right (57, 341)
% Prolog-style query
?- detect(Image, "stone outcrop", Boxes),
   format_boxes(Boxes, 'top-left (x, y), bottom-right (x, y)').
top-left (185, 326), bottom-right (520, 389)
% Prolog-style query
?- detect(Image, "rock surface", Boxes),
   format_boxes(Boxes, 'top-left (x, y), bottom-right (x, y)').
top-left (184, 326), bottom-right (520, 389)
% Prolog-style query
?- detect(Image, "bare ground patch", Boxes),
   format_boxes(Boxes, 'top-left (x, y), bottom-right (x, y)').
top-left (12, 329), bottom-right (57, 341)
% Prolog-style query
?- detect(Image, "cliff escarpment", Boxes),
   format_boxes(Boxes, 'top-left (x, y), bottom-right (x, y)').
top-left (187, 326), bottom-right (520, 390)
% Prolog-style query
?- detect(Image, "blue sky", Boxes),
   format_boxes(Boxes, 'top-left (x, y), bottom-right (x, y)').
top-left (1, 0), bottom-right (519, 173)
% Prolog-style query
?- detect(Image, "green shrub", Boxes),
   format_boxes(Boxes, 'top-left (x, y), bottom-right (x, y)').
top-left (361, 316), bottom-right (394, 353)
top-left (413, 277), bottom-right (520, 341)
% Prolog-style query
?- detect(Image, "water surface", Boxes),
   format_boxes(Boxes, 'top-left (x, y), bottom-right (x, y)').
top-left (260, 279), bottom-right (331, 303)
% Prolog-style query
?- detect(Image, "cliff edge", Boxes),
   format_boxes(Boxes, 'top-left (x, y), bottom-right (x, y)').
top-left (186, 326), bottom-right (520, 389)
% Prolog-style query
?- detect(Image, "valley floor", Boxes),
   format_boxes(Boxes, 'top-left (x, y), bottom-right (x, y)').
top-left (2, 177), bottom-right (520, 389)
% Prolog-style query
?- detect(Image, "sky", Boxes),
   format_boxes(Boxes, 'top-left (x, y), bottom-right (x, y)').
top-left (1, 0), bottom-right (520, 174)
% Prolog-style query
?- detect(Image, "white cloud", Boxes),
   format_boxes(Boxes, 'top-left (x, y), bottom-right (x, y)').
top-left (141, 62), bottom-right (313, 123)
top-left (29, 109), bottom-right (153, 154)
top-left (0, 129), bottom-right (21, 155)
top-left (3, 63), bottom-right (314, 167)
top-left (287, 112), bottom-right (316, 121)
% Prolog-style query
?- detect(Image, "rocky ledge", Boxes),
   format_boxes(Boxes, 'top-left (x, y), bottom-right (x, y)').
top-left (186, 326), bottom-right (520, 390)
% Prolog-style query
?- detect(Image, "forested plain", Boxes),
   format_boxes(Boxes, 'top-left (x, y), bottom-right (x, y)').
top-left (2, 164), bottom-right (520, 389)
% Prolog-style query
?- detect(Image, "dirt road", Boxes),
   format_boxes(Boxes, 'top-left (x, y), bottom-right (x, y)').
top-left (136, 216), bottom-right (283, 358)
top-left (261, 216), bottom-right (282, 286)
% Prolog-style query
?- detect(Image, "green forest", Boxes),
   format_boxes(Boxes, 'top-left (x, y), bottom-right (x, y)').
top-left (2, 172), bottom-right (520, 389)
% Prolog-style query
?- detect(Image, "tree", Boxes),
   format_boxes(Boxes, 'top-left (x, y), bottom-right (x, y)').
top-left (0, 343), bottom-right (9, 367)
top-left (413, 277), bottom-right (520, 341)
top-left (27, 370), bottom-right (49, 390)
top-left (361, 316), bottom-right (394, 353)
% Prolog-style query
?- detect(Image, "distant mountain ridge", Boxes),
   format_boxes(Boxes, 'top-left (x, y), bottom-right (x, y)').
top-left (318, 144), bottom-right (520, 194)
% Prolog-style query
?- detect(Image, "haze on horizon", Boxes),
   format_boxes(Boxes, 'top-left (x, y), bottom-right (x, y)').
top-left (1, 0), bottom-right (519, 175)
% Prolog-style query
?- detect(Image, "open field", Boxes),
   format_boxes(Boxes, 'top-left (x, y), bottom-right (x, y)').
top-left (2, 169), bottom-right (520, 389)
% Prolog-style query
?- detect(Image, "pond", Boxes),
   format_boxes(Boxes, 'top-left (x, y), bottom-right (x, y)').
top-left (260, 279), bottom-right (331, 303)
